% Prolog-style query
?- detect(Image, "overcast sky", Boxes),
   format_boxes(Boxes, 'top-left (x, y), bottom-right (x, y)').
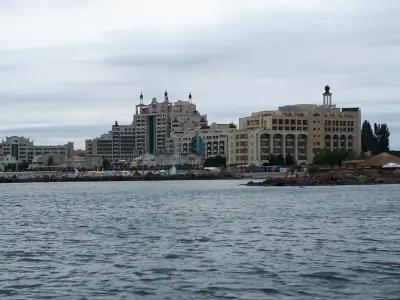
top-left (0, 0), bottom-right (399, 149)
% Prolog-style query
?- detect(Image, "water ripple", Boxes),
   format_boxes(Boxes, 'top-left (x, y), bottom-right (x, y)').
top-left (0, 181), bottom-right (400, 299)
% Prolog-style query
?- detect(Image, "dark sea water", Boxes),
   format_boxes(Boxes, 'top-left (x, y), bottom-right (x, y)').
top-left (0, 180), bottom-right (399, 299)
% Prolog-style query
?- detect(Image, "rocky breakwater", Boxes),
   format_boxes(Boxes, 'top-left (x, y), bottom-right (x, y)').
top-left (0, 172), bottom-right (240, 184)
top-left (246, 169), bottom-right (400, 187)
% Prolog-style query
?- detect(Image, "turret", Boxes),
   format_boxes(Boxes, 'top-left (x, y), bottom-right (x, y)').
top-left (323, 85), bottom-right (332, 106)
top-left (164, 89), bottom-right (169, 103)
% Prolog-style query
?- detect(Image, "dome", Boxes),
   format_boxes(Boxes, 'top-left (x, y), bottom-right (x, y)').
top-left (324, 85), bottom-right (330, 93)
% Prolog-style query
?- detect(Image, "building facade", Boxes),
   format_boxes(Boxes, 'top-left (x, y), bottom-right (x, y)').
top-left (86, 122), bottom-right (136, 163)
top-left (0, 136), bottom-right (74, 164)
top-left (134, 91), bottom-right (208, 156)
top-left (177, 122), bottom-right (237, 161)
top-left (228, 86), bottom-right (361, 166)
top-left (86, 92), bottom-right (209, 162)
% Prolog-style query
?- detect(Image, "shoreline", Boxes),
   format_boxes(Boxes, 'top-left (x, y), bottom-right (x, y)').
top-left (246, 169), bottom-right (400, 187)
top-left (0, 173), bottom-right (241, 184)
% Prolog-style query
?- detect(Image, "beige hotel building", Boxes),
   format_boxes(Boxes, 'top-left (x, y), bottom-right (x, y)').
top-left (227, 86), bottom-right (361, 166)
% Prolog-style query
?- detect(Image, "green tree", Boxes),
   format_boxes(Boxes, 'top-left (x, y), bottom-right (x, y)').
top-left (361, 121), bottom-right (390, 155)
top-left (374, 123), bottom-right (390, 153)
top-left (18, 161), bottom-right (29, 171)
top-left (313, 152), bottom-right (322, 165)
top-left (316, 150), bottom-right (347, 168)
top-left (276, 154), bottom-right (285, 165)
top-left (47, 156), bottom-right (54, 166)
top-left (102, 156), bottom-right (111, 170)
top-left (204, 155), bottom-right (226, 167)
top-left (4, 163), bottom-right (17, 172)
top-left (285, 153), bottom-right (295, 166)
top-left (268, 154), bottom-right (278, 165)
top-left (361, 120), bottom-right (377, 153)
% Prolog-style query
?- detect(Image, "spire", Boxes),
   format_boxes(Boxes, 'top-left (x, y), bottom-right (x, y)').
top-left (164, 89), bottom-right (169, 102)
top-left (139, 91), bottom-right (143, 104)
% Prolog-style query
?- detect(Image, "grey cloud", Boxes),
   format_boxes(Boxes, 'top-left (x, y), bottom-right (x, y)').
top-left (0, 0), bottom-right (400, 149)
top-left (0, 124), bottom-right (112, 148)
top-left (103, 50), bottom-right (232, 69)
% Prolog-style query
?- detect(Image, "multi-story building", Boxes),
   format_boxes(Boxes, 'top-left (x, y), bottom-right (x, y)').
top-left (85, 122), bottom-right (135, 163)
top-left (0, 136), bottom-right (74, 164)
top-left (86, 91), bottom-right (208, 162)
top-left (134, 91), bottom-right (207, 156)
top-left (229, 86), bottom-right (361, 165)
top-left (178, 122), bottom-right (237, 161)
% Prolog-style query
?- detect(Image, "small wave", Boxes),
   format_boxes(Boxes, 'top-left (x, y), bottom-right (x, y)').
top-left (177, 238), bottom-right (193, 244)
top-left (196, 236), bottom-right (211, 242)
top-left (0, 289), bottom-right (15, 296)
top-left (17, 257), bottom-right (49, 263)
top-left (164, 253), bottom-right (181, 259)
top-left (5, 283), bottom-right (43, 289)
top-left (148, 267), bottom-right (176, 274)
top-left (132, 290), bottom-right (155, 296)
top-left (257, 288), bottom-right (280, 294)
top-left (301, 271), bottom-right (351, 282)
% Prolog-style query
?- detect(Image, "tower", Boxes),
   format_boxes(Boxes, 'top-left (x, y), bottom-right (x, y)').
top-left (136, 91), bottom-right (144, 115)
top-left (323, 85), bottom-right (332, 106)
top-left (164, 89), bottom-right (169, 103)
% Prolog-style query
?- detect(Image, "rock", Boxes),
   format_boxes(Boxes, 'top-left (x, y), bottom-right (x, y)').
top-left (357, 175), bottom-right (368, 184)
top-left (344, 172), bottom-right (355, 179)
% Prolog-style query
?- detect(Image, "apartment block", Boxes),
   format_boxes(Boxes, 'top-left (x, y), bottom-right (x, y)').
top-left (0, 136), bottom-right (74, 164)
top-left (178, 122), bottom-right (237, 161)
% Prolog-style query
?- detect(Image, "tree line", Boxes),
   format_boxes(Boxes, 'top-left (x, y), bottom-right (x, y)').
top-left (361, 121), bottom-right (390, 155)
top-left (312, 121), bottom-right (391, 168)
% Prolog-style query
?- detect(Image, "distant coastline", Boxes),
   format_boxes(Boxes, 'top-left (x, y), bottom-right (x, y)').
top-left (2, 168), bottom-right (400, 186)
top-left (0, 173), bottom-right (240, 184)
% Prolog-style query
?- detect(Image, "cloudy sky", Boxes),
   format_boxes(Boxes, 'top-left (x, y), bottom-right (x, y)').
top-left (0, 0), bottom-right (399, 149)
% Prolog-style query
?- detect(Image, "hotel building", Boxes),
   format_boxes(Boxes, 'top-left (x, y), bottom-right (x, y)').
top-left (86, 91), bottom-right (208, 162)
top-left (228, 86), bottom-right (361, 166)
top-left (134, 91), bottom-right (208, 156)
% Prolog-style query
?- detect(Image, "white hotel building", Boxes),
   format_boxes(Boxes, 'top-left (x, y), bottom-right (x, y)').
top-left (227, 86), bottom-right (361, 166)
